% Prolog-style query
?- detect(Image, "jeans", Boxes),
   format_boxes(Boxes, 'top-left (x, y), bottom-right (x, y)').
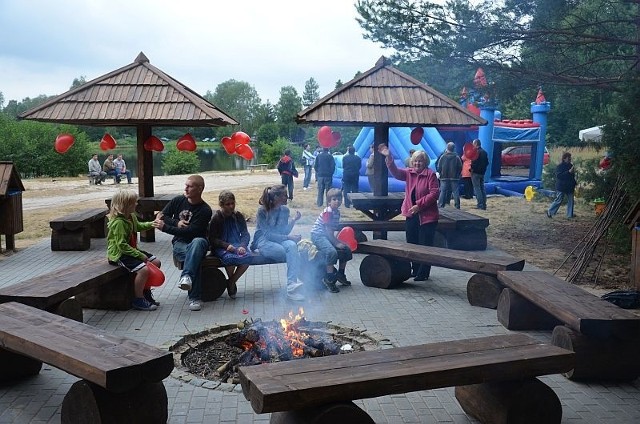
top-left (117, 169), bottom-right (132, 183)
top-left (105, 169), bottom-right (121, 183)
top-left (438, 179), bottom-right (460, 209)
top-left (257, 239), bottom-right (300, 289)
top-left (303, 165), bottom-right (313, 188)
top-left (172, 238), bottom-right (209, 300)
top-left (406, 216), bottom-right (437, 278)
top-left (311, 234), bottom-right (353, 266)
top-left (342, 179), bottom-right (359, 208)
top-left (281, 174), bottom-right (294, 199)
top-left (548, 191), bottom-right (574, 218)
top-left (471, 173), bottom-right (486, 209)
top-left (316, 176), bottom-right (332, 206)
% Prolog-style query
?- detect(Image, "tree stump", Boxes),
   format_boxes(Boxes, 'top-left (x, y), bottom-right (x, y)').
top-left (0, 348), bottom-right (42, 382)
top-left (466, 274), bottom-right (504, 309)
top-left (201, 265), bottom-right (227, 301)
top-left (270, 401), bottom-right (374, 424)
top-left (61, 380), bottom-right (168, 424)
top-left (551, 325), bottom-right (640, 381)
top-left (53, 298), bottom-right (84, 322)
top-left (359, 255), bottom-right (410, 289)
top-left (497, 288), bottom-right (561, 330)
top-left (455, 378), bottom-right (562, 424)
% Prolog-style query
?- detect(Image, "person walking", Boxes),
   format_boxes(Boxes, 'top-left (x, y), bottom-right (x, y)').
top-left (547, 152), bottom-right (577, 219)
top-left (470, 139), bottom-right (489, 210)
top-left (276, 149), bottom-right (298, 200)
top-left (302, 144), bottom-right (315, 190)
top-left (341, 146), bottom-right (361, 208)
top-left (313, 147), bottom-right (335, 207)
top-left (437, 142), bottom-right (462, 209)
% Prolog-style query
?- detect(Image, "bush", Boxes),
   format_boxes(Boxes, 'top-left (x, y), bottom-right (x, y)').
top-left (260, 137), bottom-right (295, 166)
top-left (161, 149), bottom-right (200, 175)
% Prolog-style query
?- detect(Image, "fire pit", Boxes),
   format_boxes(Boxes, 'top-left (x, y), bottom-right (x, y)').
top-left (169, 309), bottom-right (390, 389)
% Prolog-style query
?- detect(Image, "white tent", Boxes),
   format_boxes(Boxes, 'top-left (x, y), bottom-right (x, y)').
top-left (579, 126), bottom-right (603, 142)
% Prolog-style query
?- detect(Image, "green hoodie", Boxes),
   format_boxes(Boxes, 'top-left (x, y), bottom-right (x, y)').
top-left (106, 213), bottom-right (154, 262)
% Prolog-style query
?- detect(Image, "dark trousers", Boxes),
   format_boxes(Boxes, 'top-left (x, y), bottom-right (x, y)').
top-left (281, 174), bottom-right (294, 199)
top-left (406, 216), bottom-right (437, 278)
top-left (461, 177), bottom-right (473, 199)
top-left (342, 178), bottom-right (359, 208)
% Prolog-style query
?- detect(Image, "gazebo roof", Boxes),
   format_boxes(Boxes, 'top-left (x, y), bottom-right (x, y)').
top-left (18, 52), bottom-right (238, 127)
top-left (297, 56), bottom-right (486, 127)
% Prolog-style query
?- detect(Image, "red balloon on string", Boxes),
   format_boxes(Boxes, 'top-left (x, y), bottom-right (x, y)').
top-left (54, 133), bottom-right (75, 154)
top-left (410, 127), bottom-right (424, 145)
top-left (336, 226), bottom-right (358, 252)
top-left (179, 133), bottom-right (195, 143)
top-left (221, 136), bottom-right (236, 154)
top-left (145, 262), bottom-right (165, 288)
top-left (235, 143), bottom-right (254, 160)
top-left (463, 142), bottom-right (479, 161)
top-left (317, 126), bottom-right (333, 148)
top-left (177, 137), bottom-right (197, 151)
top-left (99, 140), bottom-right (109, 151)
top-left (231, 131), bottom-right (251, 145)
top-left (101, 133), bottom-right (116, 149)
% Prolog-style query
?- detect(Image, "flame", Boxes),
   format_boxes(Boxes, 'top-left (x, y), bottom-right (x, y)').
top-left (280, 308), bottom-right (308, 357)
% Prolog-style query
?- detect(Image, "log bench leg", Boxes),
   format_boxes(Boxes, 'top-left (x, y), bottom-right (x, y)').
top-left (359, 254), bottom-right (411, 289)
top-left (551, 325), bottom-right (640, 381)
top-left (0, 348), bottom-right (43, 382)
top-left (497, 288), bottom-right (562, 330)
top-left (270, 401), bottom-right (374, 424)
top-left (51, 228), bottom-right (90, 251)
top-left (61, 380), bottom-right (168, 424)
top-left (51, 298), bottom-right (84, 322)
top-left (466, 274), bottom-right (504, 309)
top-left (201, 264), bottom-right (228, 302)
top-left (75, 274), bottom-right (135, 310)
top-left (455, 378), bottom-right (562, 424)
top-left (87, 217), bottom-right (108, 238)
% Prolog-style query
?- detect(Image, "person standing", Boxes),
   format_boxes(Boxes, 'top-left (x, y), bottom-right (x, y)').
top-left (379, 145), bottom-right (440, 281)
top-left (437, 142), bottom-right (463, 209)
top-left (313, 147), bottom-right (336, 207)
top-left (88, 154), bottom-right (106, 184)
top-left (341, 146), bottom-right (361, 208)
top-left (460, 152), bottom-right (474, 199)
top-left (153, 175), bottom-right (212, 311)
top-left (547, 152), bottom-right (577, 218)
top-left (276, 149), bottom-right (298, 200)
top-left (470, 139), bottom-right (489, 210)
top-left (365, 144), bottom-right (375, 192)
top-left (302, 144), bottom-right (316, 190)
top-left (114, 154), bottom-right (133, 184)
top-left (103, 154), bottom-right (121, 183)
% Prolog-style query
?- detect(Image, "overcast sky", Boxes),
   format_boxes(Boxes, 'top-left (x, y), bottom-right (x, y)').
top-left (0, 0), bottom-right (393, 106)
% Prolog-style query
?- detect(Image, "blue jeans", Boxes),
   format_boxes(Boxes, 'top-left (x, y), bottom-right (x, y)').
top-left (257, 239), bottom-right (300, 287)
top-left (316, 176), bottom-right (332, 206)
top-left (438, 179), bottom-right (460, 209)
top-left (173, 238), bottom-right (209, 301)
top-left (117, 169), bottom-right (132, 183)
top-left (471, 173), bottom-right (486, 209)
top-left (312, 234), bottom-right (352, 266)
top-left (105, 169), bottom-right (121, 183)
top-left (548, 191), bottom-right (574, 218)
top-left (303, 165), bottom-right (313, 188)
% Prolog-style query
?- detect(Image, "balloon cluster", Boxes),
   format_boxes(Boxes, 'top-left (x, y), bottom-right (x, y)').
top-left (221, 131), bottom-right (254, 160)
top-left (143, 135), bottom-right (164, 152)
top-left (317, 126), bottom-right (341, 148)
top-left (54, 133), bottom-right (75, 154)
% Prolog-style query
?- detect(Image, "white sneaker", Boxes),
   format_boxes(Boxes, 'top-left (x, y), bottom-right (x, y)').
top-left (286, 292), bottom-right (305, 302)
top-left (188, 299), bottom-right (202, 311)
top-left (178, 275), bottom-right (192, 291)
top-left (303, 187), bottom-right (308, 191)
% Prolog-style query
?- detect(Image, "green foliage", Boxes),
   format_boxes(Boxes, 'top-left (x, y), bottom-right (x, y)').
top-left (276, 86), bottom-right (303, 142)
top-left (259, 137), bottom-right (293, 166)
top-left (302, 78), bottom-right (320, 107)
top-left (161, 148), bottom-right (200, 175)
top-left (256, 123), bottom-right (280, 147)
top-left (204, 79), bottom-right (263, 139)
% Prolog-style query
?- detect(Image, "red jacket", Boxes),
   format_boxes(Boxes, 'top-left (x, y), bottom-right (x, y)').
top-left (387, 158), bottom-right (440, 225)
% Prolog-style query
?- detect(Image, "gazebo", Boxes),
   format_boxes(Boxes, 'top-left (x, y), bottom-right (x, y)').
top-left (297, 56), bottom-right (486, 196)
top-left (18, 52), bottom-right (238, 198)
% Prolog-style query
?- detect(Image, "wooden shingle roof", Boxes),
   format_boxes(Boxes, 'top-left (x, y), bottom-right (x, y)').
top-left (18, 52), bottom-right (238, 127)
top-left (297, 57), bottom-right (486, 127)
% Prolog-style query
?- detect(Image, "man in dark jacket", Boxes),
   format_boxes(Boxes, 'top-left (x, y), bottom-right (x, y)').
top-left (341, 146), bottom-right (361, 208)
top-left (277, 149), bottom-right (298, 200)
top-left (313, 147), bottom-right (336, 207)
top-left (470, 139), bottom-right (489, 210)
top-left (437, 142), bottom-right (463, 209)
top-left (547, 152), bottom-right (577, 218)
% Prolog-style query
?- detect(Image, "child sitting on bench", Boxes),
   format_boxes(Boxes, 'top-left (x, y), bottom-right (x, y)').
top-left (310, 188), bottom-right (353, 293)
top-left (107, 190), bottom-right (163, 311)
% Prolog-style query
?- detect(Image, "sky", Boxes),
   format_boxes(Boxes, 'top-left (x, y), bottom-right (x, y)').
top-left (0, 0), bottom-right (393, 106)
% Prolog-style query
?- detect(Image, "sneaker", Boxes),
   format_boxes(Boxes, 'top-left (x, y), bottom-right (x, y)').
top-left (178, 275), bottom-right (192, 291)
top-left (132, 297), bottom-right (157, 311)
top-left (546, 210), bottom-right (552, 218)
top-left (286, 291), bottom-right (306, 302)
top-left (336, 272), bottom-right (351, 286)
top-left (188, 299), bottom-right (202, 311)
top-left (414, 275), bottom-right (429, 282)
top-left (143, 289), bottom-right (160, 306)
top-left (322, 275), bottom-right (340, 293)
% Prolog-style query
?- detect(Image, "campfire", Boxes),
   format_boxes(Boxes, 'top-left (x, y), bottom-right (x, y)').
top-left (174, 309), bottom-right (379, 385)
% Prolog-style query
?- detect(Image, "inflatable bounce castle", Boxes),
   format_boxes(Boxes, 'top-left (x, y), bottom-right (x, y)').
top-left (332, 69), bottom-right (551, 195)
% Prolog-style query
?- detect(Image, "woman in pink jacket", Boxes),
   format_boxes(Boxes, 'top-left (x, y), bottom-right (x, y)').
top-left (460, 154), bottom-right (474, 199)
top-left (379, 144), bottom-right (440, 281)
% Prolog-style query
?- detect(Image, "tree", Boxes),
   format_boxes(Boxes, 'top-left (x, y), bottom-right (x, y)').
top-left (70, 76), bottom-right (87, 90)
top-left (302, 77), bottom-right (320, 107)
top-left (204, 79), bottom-right (263, 138)
top-left (275, 86), bottom-right (303, 142)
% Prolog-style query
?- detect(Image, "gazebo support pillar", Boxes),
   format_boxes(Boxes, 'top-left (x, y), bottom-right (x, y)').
top-left (137, 125), bottom-right (155, 242)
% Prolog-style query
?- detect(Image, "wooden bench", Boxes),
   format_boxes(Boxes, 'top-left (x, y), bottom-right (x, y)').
top-left (50, 207), bottom-right (109, 251)
top-left (497, 270), bottom-right (640, 381)
top-left (0, 302), bottom-right (173, 423)
top-left (239, 333), bottom-right (574, 424)
top-left (248, 163), bottom-right (269, 172)
top-left (356, 240), bottom-right (524, 308)
top-left (88, 174), bottom-right (115, 184)
top-left (0, 259), bottom-right (134, 321)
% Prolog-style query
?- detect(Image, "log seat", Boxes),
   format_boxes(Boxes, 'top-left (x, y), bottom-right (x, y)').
top-left (497, 270), bottom-right (640, 381)
top-left (239, 333), bottom-right (574, 424)
top-left (49, 207), bottom-right (109, 251)
top-left (0, 302), bottom-right (173, 424)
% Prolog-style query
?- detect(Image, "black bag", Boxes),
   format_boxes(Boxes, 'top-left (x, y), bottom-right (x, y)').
top-left (601, 290), bottom-right (640, 309)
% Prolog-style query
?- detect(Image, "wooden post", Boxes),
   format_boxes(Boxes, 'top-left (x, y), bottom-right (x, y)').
top-left (632, 227), bottom-right (640, 290)
top-left (137, 125), bottom-right (156, 242)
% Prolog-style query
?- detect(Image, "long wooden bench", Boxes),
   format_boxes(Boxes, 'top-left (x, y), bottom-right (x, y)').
top-left (50, 207), bottom-right (109, 251)
top-left (497, 270), bottom-right (640, 381)
top-left (0, 259), bottom-right (134, 321)
top-left (0, 302), bottom-right (173, 423)
top-left (356, 240), bottom-right (524, 308)
top-left (239, 333), bottom-right (574, 424)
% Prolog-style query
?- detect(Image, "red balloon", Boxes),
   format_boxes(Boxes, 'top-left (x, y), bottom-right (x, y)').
top-left (54, 133), bottom-right (75, 154)
top-left (317, 126), bottom-right (333, 148)
top-left (221, 136), bottom-right (236, 154)
top-left (179, 133), bottom-right (196, 143)
top-left (144, 136), bottom-right (162, 151)
top-left (145, 262), bottom-right (165, 288)
top-left (235, 143), bottom-right (254, 160)
top-left (177, 138), bottom-right (197, 152)
top-left (410, 127), bottom-right (424, 145)
top-left (101, 133), bottom-right (116, 149)
top-left (231, 131), bottom-right (251, 145)
top-left (463, 142), bottom-right (479, 161)
top-left (337, 226), bottom-right (358, 252)
top-left (99, 140), bottom-right (109, 151)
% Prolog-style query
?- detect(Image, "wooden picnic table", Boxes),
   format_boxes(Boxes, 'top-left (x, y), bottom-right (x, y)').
top-left (105, 193), bottom-right (177, 242)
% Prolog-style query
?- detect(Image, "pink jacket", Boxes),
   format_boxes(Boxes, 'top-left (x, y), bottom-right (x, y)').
top-left (386, 157), bottom-right (440, 225)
